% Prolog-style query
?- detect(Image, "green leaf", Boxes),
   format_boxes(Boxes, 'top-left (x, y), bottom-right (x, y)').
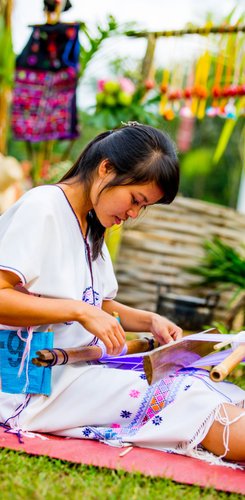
top-left (213, 119), bottom-right (238, 164)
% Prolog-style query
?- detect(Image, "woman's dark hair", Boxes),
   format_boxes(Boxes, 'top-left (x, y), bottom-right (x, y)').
top-left (60, 123), bottom-right (179, 260)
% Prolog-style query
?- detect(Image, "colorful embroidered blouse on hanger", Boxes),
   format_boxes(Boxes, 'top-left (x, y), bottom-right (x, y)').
top-left (12, 23), bottom-right (80, 142)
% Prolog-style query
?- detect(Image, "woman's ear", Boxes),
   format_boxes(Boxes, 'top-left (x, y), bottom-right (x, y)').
top-left (98, 160), bottom-right (113, 179)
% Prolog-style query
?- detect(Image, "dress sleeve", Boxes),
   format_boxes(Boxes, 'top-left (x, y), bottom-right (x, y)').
top-left (99, 242), bottom-right (118, 300)
top-left (0, 192), bottom-right (56, 286)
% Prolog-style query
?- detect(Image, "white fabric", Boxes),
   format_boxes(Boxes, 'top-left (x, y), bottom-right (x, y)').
top-left (0, 185), bottom-right (245, 467)
top-left (0, 185), bottom-right (118, 347)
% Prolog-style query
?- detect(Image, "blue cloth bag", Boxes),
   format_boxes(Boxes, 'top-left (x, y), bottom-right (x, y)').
top-left (0, 330), bottom-right (53, 396)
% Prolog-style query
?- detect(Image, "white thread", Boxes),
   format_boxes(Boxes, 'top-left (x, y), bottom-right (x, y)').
top-left (214, 403), bottom-right (245, 459)
top-left (17, 327), bottom-right (34, 392)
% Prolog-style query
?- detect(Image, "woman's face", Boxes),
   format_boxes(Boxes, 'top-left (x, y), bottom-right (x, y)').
top-left (91, 165), bottom-right (164, 227)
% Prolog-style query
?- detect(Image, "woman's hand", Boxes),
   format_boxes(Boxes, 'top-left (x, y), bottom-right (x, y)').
top-left (150, 313), bottom-right (182, 345)
top-left (79, 303), bottom-right (126, 355)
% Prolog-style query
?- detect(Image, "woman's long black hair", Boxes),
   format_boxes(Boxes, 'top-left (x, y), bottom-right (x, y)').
top-left (60, 123), bottom-right (179, 260)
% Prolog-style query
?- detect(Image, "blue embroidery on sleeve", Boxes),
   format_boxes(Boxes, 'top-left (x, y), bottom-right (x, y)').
top-left (82, 286), bottom-right (101, 306)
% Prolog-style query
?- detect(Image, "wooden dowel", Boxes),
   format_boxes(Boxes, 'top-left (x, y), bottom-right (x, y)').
top-left (209, 345), bottom-right (245, 382)
top-left (32, 338), bottom-right (159, 367)
top-left (213, 339), bottom-right (232, 350)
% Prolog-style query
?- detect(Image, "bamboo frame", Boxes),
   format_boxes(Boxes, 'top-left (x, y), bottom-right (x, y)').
top-left (126, 25), bottom-right (245, 39)
top-left (210, 344), bottom-right (245, 382)
top-left (127, 23), bottom-right (245, 106)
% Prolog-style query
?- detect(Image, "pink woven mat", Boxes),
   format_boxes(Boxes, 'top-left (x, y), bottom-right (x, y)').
top-left (0, 428), bottom-right (244, 494)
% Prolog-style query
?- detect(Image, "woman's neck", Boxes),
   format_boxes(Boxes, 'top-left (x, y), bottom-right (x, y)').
top-left (57, 180), bottom-right (92, 237)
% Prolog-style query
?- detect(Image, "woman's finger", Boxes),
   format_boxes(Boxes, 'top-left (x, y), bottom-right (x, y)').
top-left (172, 328), bottom-right (182, 340)
top-left (113, 323), bottom-right (126, 344)
top-left (102, 328), bottom-right (125, 355)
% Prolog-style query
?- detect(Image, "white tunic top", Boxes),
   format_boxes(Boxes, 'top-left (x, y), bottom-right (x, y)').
top-left (0, 185), bottom-right (118, 349)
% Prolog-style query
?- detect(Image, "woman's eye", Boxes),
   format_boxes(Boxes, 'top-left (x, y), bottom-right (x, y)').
top-left (131, 196), bottom-right (140, 206)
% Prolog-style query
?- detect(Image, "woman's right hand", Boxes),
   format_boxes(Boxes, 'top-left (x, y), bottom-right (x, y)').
top-left (0, 270), bottom-right (124, 355)
top-left (78, 303), bottom-right (126, 355)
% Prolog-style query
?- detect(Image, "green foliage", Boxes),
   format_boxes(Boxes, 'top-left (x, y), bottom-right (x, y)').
top-left (210, 320), bottom-right (245, 335)
top-left (0, 15), bottom-right (15, 88)
top-left (79, 16), bottom-right (123, 79)
top-left (181, 148), bottom-right (214, 177)
top-left (91, 102), bottom-right (162, 130)
top-left (188, 237), bottom-right (245, 292)
top-left (179, 117), bottom-right (243, 207)
top-left (213, 119), bottom-right (238, 165)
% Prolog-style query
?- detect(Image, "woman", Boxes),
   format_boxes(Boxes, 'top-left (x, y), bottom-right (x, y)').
top-left (0, 123), bottom-right (244, 465)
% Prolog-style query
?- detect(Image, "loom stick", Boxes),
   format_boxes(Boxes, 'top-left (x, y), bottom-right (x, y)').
top-left (32, 338), bottom-right (159, 367)
top-left (209, 344), bottom-right (245, 382)
top-left (143, 329), bottom-right (220, 385)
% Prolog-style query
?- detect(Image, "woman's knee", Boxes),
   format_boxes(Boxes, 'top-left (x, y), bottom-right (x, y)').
top-left (201, 403), bottom-right (245, 461)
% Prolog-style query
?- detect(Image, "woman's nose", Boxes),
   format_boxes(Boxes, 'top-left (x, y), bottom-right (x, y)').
top-left (127, 206), bottom-right (140, 219)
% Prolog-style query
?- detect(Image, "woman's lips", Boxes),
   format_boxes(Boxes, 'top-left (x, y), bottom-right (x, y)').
top-left (114, 216), bottom-right (122, 225)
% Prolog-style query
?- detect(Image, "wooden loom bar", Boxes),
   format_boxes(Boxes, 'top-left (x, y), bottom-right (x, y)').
top-left (32, 337), bottom-right (160, 367)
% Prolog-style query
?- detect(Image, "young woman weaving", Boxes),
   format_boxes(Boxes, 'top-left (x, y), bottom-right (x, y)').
top-left (0, 123), bottom-right (244, 466)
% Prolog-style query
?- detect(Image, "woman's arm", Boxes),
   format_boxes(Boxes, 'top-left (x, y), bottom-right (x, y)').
top-left (0, 270), bottom-right (85, 326)
top-left (0, 271), bottom-right (125, 355)
top-left (102, 299), bottom-right (182, 344)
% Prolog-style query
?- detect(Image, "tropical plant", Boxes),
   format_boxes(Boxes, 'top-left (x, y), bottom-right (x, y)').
top-left (189, 237), bottom-right (245, 289)
top-left (187, 237), bottom-right (245, 327)
top-left (78, 16), bottom-right (119, 79)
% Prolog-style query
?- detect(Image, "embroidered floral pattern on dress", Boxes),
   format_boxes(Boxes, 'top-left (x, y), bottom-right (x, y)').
top-left (129, 390), bottom-right (140, 398)
top-left (82, 427), bottom-right (92, 437)
top-left (152, 415), bottom-right (163, 426)
top-left (118, 372), bottom-right (186, 437)
top-left (120, 410), bottom-right (132, 419)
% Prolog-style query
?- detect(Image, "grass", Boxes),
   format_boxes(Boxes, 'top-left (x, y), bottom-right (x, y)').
top-left (0, 372), bottom-right (244, 500)
top-left (0, 449), bottom-right (243, 500)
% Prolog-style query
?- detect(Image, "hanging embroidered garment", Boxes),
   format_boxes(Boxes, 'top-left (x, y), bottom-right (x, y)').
top-left (12, 22), bottom-right (80, 142)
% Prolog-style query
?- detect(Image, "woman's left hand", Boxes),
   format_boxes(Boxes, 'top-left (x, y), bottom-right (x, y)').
top-left (150, 313), bottom-right (182, 344)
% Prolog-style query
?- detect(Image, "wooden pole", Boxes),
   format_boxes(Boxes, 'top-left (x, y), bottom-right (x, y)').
top-left (141, 33), bottom-right (157, 82)
top-left (0, 0), bottom-right (13, 155)
top-left (210, 344), bottom-right (245, 382)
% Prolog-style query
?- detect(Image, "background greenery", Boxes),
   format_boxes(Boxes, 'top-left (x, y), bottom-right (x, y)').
top-left (7, 108), bottom-right (244, 209)
top-left (0, 5), bottom-right (243, 209)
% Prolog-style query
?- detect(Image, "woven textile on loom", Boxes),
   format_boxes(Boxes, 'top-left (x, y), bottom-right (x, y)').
top-left (12, 23), bottom-right (80, 142)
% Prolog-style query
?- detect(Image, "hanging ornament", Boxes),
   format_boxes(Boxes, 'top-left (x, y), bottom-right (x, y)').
top-left (156, 23), bottom-right (244, 120)
top-left (159, 69), bottom-right (170, 117)
top-left (191, 50), bottom-right (210, 119)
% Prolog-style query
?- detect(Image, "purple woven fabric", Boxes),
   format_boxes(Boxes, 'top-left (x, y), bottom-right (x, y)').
top-left (97, 348), bottom-right (244, 374)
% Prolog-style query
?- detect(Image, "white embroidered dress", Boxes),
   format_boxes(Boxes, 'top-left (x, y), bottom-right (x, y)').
top-left (0, 185), bottom-right (244, 465)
